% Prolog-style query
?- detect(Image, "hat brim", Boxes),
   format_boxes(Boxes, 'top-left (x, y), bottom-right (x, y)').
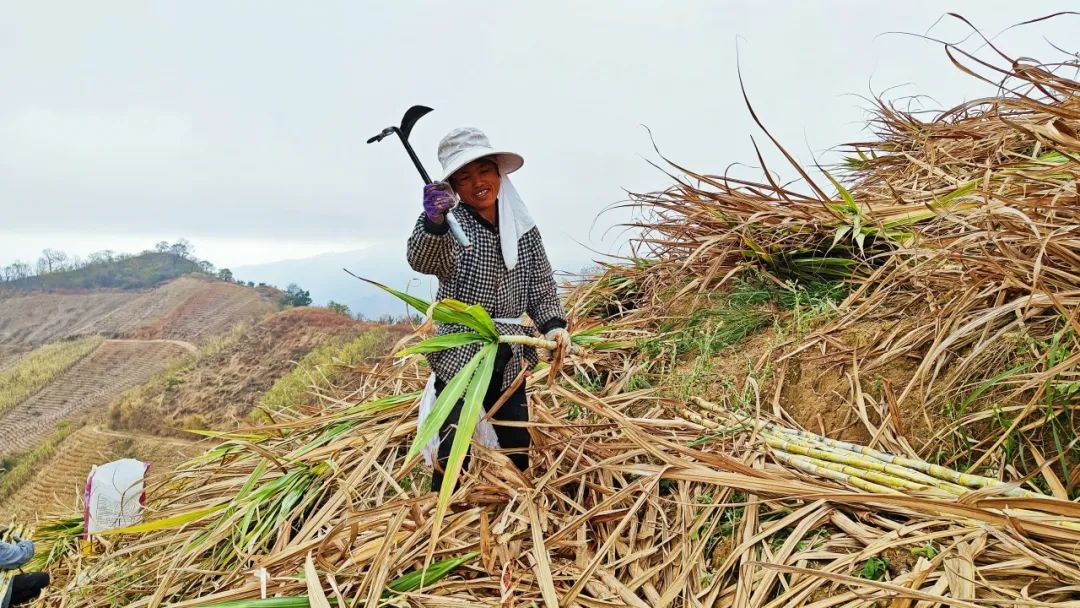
top-left (441, 150), bottom-right (524, 182)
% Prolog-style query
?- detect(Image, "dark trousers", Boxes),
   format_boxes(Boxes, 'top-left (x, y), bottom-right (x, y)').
top-left (11, 572), bottom-right (49, 605)
top-left (430, 344), bottom-right (530, 493)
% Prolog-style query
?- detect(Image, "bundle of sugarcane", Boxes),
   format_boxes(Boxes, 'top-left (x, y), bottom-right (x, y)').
top-left (688, 396), bottom-right (1042, 498)
top-left (685, 396), bottom-right (1080, 537)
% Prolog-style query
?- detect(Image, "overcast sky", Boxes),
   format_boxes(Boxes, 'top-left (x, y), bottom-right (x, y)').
top-left (2, 2), bottom-right (1077, 277)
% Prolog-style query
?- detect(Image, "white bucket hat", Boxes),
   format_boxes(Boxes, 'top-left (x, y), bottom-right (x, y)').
top-left (437, 127), bottom-right (524, 182)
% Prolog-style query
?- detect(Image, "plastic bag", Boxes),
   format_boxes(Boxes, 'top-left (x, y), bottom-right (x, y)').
top-left (84, 458), bottom-right (148, 535)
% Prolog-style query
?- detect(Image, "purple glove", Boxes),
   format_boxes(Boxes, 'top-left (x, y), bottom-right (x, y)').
top-left (423, 183), bottom-right (455, 223)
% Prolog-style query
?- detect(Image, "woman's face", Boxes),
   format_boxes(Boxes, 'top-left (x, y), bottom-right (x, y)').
top-left (450, 158), bottom-right (500, 214)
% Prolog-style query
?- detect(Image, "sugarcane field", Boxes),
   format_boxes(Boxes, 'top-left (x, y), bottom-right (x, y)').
top-left (2, 6), bottom-right (1080, 608)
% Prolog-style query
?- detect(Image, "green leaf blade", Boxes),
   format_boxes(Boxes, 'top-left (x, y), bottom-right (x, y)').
top-left (397, 332), bottom-right (487, 356)
top-left (406, 351), bottom-right (483, 462)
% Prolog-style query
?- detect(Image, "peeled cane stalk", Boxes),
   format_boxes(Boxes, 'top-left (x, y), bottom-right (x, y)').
top-left (763, 435), bottom-right (971, 496)
top-left (498, 334), bottom-right (580, 354)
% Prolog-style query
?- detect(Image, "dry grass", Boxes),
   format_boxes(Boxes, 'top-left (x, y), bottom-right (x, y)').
top-left (28, 17), bottom-right (1080, 608)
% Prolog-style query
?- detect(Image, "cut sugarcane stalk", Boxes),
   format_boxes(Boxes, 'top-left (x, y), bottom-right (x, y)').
top-left (768, 425), bottom-right (1039, 497)
top-left (690, 397), bottom-right (1039, 498)
top-left (773, 450), bottom-right (932, 492)
top-left (498, 334), bottom-right (581, 354)
top-left (763, 435), bottom-right (972, 496)
top-left (772, 450), bottom-right (903, 495)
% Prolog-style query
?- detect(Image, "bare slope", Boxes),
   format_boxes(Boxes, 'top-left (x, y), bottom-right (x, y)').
top-left (110, 308), bottom-right (401, 434)
top-left (0, 276), bottom-right (274, 349)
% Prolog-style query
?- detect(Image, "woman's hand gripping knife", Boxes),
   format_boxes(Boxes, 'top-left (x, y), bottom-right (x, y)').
top-left (423, 182), bottom-right (455, 224)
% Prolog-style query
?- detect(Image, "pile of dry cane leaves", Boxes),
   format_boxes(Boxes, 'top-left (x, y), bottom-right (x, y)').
top-left (36, 18), bottom-right (1080, 608)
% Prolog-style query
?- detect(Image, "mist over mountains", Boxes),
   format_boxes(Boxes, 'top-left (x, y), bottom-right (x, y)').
top-left (235, 247), bottom-right (432, 320)
top-left (235, 245), bottom-right (593, 320)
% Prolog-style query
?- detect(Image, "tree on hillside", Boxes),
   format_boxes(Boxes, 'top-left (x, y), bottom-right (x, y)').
top-left (217, 268), bottom-right (234, 282)
top-left (88, 250), bottom-right (115, 265)
top-left (326, 301), bottom-right (351, 317)
top-left (169, 239), bottom-right (193, 260)
top-left (154, 241), bottom-right (170, 253)
top-left (3, 261), bottom-right (31, 282)
top-left (197, 260), bottom-right (216, 275)
top-left (37, 248), bottom-right (69, 274)
top-left (279, 283), bottom-right (312, 307)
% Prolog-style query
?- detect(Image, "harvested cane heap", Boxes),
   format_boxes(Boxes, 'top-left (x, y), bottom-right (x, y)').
top-left (36, 37), bottom-right (1080, 607)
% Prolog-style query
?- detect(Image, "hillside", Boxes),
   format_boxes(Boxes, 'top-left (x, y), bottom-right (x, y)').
top-left (0, 274), bottom-right (280, 515)
top-left (0, 425), bottom-right (202, 522)
top-left (109, 307), bottom-right (406, 435)
top-left (0, 305), bottom-right (404, 523)
top-left (5, 251), bottom-right (203, 291)
top-left (0, 275), bottom-right (275, 350)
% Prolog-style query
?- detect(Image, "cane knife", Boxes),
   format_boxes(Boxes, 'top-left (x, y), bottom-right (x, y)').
top-left (367, 105), bottom-right (471, 249)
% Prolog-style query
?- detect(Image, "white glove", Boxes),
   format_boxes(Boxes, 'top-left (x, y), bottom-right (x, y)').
top-left (545, 327), bottom-right (570, 343)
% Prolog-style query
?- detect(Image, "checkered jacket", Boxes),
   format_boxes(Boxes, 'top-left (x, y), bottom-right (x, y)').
top-left (407, 205), bottom-right (567, 389)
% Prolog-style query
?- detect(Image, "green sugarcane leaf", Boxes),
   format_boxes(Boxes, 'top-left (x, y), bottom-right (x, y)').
top-left (386, 551), bottom-right (480, 594)
top-left (99, 503), bottom-right (228, 535)
top-left (397, 332), bottom-right (487, 356)
top-left (406, 350), bottom-right (484, 462)
top-left (854, 230), bottom-right (867, 255)
top-left (935, 180), bottom-right (978, 206)
top-left (429, 344), bottom-right (497, 581)
top-left (831, 224), bottom-right (851, 249)
top-left (444, 299), bottom-right (498, 337)
top-left (352, 275), bottom-right (431, 315)
top-left (822, 169), bottom-right (858, 214)
top-left (353, 276), bottom-right (500, 339)
top-left (435, 299), bottom-right (498, 338)
top-left (342, 390), bottom-right (421, 415)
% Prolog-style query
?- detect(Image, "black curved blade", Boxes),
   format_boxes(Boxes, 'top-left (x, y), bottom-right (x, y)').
top-left (399, 105), bottom-right (433, 140)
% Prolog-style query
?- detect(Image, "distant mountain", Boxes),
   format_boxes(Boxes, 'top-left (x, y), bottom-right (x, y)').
top-left (235, 243), bottom-right (595, 320)
top-left (235, 247), bottom-right (436, 320)
top-left (6, 252), bottom-right (204, 291)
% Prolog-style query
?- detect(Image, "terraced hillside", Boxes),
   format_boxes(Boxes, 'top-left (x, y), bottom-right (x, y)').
top-left (0, 426), bottom-right (201, 521)
top-left (0, 340), bottom-right (191, 458)
top-left (122, 278), bottom-right (275, 344)
top-left (0, 276), bottom-right (275, 349)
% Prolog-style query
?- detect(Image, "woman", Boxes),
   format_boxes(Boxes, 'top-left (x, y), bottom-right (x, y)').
top-left (0, 531), bottom-right (49, 607)
top-left (407, 126), bottom-right (569, 492)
